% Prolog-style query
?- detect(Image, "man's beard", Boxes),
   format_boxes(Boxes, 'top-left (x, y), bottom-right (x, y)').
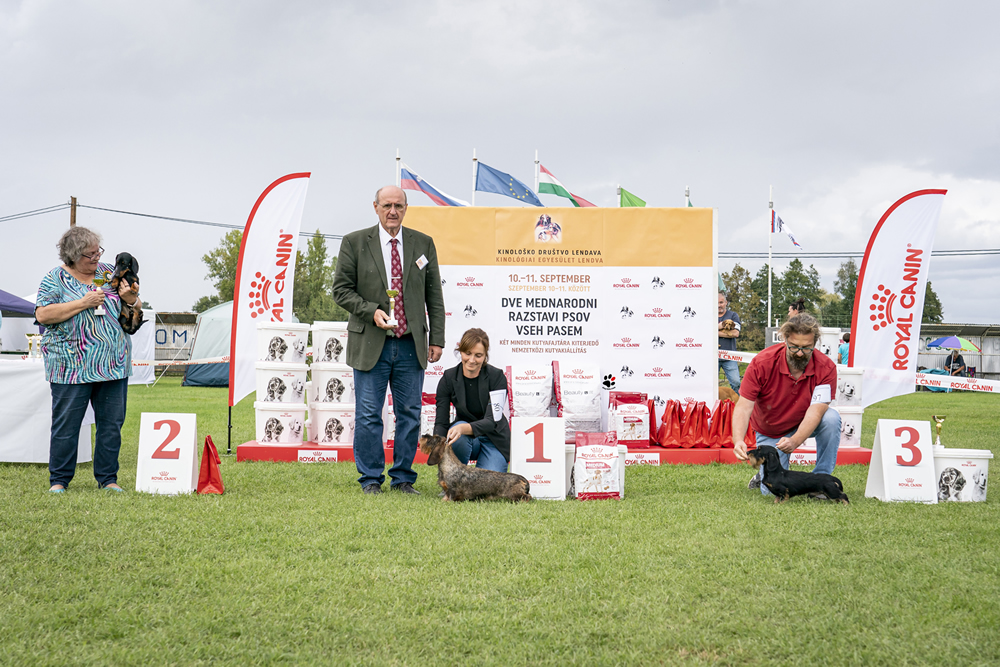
top-left (787, 351), bottom-right (810, 373)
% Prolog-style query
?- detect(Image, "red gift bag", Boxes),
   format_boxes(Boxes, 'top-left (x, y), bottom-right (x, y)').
top-left (719, 400), bottom-right (734, 448)
top-left (197, 435), bottom-right (224, 495)
top-left (705, 400), bottom-right (723, 448)
top-left (658, 400), bottom-right (682, 448)
top-left (678, 401), bottom-right (698, 448)
top-left (692, 401), bottom-right (712, 448)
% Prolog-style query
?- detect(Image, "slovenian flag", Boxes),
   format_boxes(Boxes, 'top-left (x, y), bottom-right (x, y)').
top-left (537, 165), bottom-right (596, 207)
top-left (772, 210), bottom-right (802, 248)
top-left (400, 164), bottom-right (470, 207)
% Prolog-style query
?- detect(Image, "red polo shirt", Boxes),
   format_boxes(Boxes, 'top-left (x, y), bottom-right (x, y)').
top-left (739, 343), bottom-right (838, 438)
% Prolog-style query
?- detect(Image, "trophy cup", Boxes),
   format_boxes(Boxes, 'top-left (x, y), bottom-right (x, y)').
top-left (932, 415), bottom-right (946, 448)
top-left (92, 275), bottom-right (107, 316)
top-left (385, 288), bottom-right (399, 327)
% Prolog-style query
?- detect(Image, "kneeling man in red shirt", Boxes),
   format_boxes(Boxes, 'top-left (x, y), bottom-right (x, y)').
top-left (733, 313), bottom-right (841, 495)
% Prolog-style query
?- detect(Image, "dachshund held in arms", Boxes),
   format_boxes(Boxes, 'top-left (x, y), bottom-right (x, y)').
top-left (746, 445), bottom-right (850, 504)
top-left (109, 252), bottom-right (145, 333)
top-left (419, 435), bottom-right (532, 502)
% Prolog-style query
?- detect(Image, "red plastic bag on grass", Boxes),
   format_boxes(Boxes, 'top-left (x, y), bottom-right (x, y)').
top-left (705, 400), bottom-right (723, 448)
top-left (678, 401), bottom-right (697, 448)
top-left (197, 435), bottom-right (224, 495)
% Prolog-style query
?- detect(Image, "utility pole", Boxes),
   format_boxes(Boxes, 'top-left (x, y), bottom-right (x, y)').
top-left (70, 196), bottom-right (77, 227)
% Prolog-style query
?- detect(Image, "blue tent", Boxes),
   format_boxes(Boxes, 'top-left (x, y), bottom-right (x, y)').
top-left (182, 301), bottom-right (232, 387)
top-left (0, 288), bottom-right (35, 318)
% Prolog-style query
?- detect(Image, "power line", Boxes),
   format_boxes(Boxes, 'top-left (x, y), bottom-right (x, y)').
top-left (0, 203), bottom-right (70, 223)
top-left (720, 250), bottom-right (1000, 258)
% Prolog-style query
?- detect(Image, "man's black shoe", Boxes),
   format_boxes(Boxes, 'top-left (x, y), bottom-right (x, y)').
top-left (363, 484), bottom-right (382, 495)
top-left (392, 482), bottom-right (420, 495)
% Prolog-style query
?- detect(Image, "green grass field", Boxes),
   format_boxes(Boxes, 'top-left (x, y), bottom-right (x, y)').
top-left (2, 379), bottom-right (998, 666)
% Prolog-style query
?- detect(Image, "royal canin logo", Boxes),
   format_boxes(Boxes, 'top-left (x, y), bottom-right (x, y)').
top-left (675, 337), bottom-right (703, 348)
top-left (572, 368), bottom-right (584, 374)
top-left (532, 474), bottom-right (551, 485)
top-left (456, 276), bottom-right (484, 288)
top-left (445, 311), bottom-right (453, 317)
top-left (612, 277), bottom-right (641, 290)
top-left (684, 397), bottom-right (695, 404)
top-left (644, 366), bottom-right (672, 378)
top-left (675, 277), bottom-right (703, 289)
top-left (869, 246), bottom-right (924, 371)
top-left (425, 365), bottom-right (445, 376)
top-left (613, 337), bottom-right (641, 349)
top-left (899, 477), bottom-right (923, 488)
top-left (245, 231), bottom-right (294, 320)
top-left (515, 370), bottom-right (544, 381)
top-left (644, 307), bottom-right (671, 319)
top-left (151, 470), bottom-right (177, 481)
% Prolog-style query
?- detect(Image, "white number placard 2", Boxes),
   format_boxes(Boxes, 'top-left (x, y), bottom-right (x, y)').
top-left (510, 417), bottom-right (567, 500)
top-left (136, 413), bottom-right (198, 495)
top-left (865, 419), bottom-right (937, 503)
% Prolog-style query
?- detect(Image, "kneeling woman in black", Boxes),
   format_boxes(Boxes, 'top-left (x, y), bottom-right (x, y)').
top-left (433, 328), bottom-right (510, 472)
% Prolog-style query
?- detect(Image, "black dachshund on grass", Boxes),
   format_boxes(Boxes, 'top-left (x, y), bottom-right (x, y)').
top-left (746, 445), bottom-right (849, 504)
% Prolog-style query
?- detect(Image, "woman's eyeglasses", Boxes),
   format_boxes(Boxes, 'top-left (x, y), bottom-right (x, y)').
top-left (81, 247), bottom-right (105, 261)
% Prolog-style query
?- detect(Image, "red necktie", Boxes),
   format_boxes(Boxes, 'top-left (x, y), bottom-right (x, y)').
top-left (390, 238), bottom-right (407, 337)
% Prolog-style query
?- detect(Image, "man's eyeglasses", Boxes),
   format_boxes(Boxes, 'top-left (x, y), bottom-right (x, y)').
top-left (81, 247), bottom-right (105, 261)
top-left (786, 343), bottom-right (815, 353)
top-left (380, 203), bottom-right (406, 212)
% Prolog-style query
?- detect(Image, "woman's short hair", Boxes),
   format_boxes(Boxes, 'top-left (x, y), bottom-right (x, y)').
top-left (58, 227), bottom-right (101, 266)
top-left (458, 328), bottom-right (490, 361)
top-left (780, 313), bottom-right (821, 344)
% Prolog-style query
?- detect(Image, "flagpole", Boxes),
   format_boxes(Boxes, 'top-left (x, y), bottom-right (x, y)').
top-left (472, 149), bottom-right (477, 206)
top-left (395, 148), bottom-right (401, 187)
top-left (617, 185), bottom-right (621, 207)
top-left (534, 149), bottom-right (539, 193)
top-left (685, 185), bottom-right (690, 207)
top-left (767, 185), bottom-right (774, 328)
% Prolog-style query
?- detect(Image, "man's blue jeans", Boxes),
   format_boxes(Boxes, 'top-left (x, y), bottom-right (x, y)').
top-left (50, 378), bottom-right (128, 488)
top-left (352, 335), bottom-right (423, 488)
top-left (756, 407), bottom-right (841, 496)
top-left (719, 359), bottom-right (741, 392)
top-left (448, 421), bottom-right (508, 472)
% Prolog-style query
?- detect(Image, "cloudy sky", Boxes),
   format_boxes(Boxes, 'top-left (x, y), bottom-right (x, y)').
top-left (3, 0), bottom-right (998, 324)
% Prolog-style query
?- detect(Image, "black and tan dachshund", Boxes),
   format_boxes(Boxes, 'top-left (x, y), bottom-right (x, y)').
top-left (109, 252), bottom-right (144, 333)
top-left (746, 445), bottom-right (849, 504)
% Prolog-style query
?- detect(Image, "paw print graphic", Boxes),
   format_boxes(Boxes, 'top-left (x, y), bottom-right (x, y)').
top-left (602, 374), bottom-right (616, 390)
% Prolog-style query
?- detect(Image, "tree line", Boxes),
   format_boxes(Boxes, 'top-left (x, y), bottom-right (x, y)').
top-left (722, 258), bottom-right (944, 351)
top-left (193, 230), bottom-right (348, 324)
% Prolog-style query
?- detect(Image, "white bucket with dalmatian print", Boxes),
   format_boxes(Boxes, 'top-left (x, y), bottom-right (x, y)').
top-left (309, 402), bottom-right (356, 445)
top-left (254, 401), bottom-right (307, 444)
top-left (256, 322), bottom-right (310, 362)
top-left (310, 362), bottom-right (355, 404)
top-left (933, 448), bottom-right (992, 502)
top-left (255, 362), bottom-right (309, 403)
top-left (312, 321), bottom-right (350, 365)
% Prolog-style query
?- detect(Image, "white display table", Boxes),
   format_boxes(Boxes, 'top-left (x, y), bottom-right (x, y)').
top-left (0, 358), bottom-right (92, 463)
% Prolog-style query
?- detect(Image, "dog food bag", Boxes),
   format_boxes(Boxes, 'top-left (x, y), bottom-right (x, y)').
top-left (553, 361), bottom-right (602, 442)
top-left (420, 392), bottom-right (457, 436)
top-left (608, 392), bottom-right (649, 448)
top-left (506, 363), bottom-right (553, 419)
top-left (384, 392), bottom-right (395, 448)
top-left (574, 431), bottom-right (620, 501)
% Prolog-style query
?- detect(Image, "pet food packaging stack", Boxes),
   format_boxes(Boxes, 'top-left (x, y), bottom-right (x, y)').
top-left (506, 362), bottom-right (554, 419)
top-left (553, 361), bottom-right (602, 443)
top-left (253, 322), bottom-right (311, 444)
top-left (573, 432), bottom-right (622, 500)
top-left (420, 393), bottom-right (457, 438)
top-left (608, 392), bottom-right (649, 448)
top-left (309, 321), bottom-right (355, 446)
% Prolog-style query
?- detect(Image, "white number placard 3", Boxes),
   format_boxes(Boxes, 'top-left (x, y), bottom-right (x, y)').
top-left (865, 419), bottom-right (937, 503)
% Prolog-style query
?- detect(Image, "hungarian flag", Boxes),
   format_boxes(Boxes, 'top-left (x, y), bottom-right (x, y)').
top-left (537, 165), bottom-right (596, 207)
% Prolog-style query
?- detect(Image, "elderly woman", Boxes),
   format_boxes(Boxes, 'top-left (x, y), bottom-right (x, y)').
top-left (35, 227), bottom-right (138, 493)
top-left (434, 328), bottom-right (511, 472)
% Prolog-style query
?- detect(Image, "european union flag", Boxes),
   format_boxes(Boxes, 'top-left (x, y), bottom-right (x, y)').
top-left (475, 162), bottom-right (542, 206)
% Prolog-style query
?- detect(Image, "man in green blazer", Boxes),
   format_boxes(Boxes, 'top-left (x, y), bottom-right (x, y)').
top-left (333, 185), bottom-right (445, 495)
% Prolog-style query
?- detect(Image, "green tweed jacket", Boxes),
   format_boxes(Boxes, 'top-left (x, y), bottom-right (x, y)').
top-left (332, 224), bottom-right (446, 371)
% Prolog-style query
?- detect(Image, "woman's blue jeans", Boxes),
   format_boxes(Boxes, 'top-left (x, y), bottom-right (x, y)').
top-left (448, 421), bottom-right (508, 472)
top-left (49, 378), bottom-right (128, 488)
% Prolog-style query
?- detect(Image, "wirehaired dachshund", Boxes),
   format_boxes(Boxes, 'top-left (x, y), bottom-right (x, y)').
top-left (419, 435), bottom-right (532, 502)
top-left (746, 445), bottom-right (849, 504)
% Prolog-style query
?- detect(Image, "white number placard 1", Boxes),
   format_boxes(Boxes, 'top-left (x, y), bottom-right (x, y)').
top-left (865, 419), bottom-right (937, 503)
top-left (136, 413), bottom-right (198, 495)
top-left (510, 417), bottom-right (567, 500)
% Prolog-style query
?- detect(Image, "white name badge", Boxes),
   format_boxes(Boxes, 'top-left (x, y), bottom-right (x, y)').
top-left (136, 413), bottom-right (198, 495)
top-left (865, 419), bottom-right (937, 503)
top-left (510, 417), bottom-right (567, 500)
top-left (810, 384), bottom-right (831, 404)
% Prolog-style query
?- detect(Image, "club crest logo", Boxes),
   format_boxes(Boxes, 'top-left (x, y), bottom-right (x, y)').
top-left (534, 214), bottom-right (562, 243)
